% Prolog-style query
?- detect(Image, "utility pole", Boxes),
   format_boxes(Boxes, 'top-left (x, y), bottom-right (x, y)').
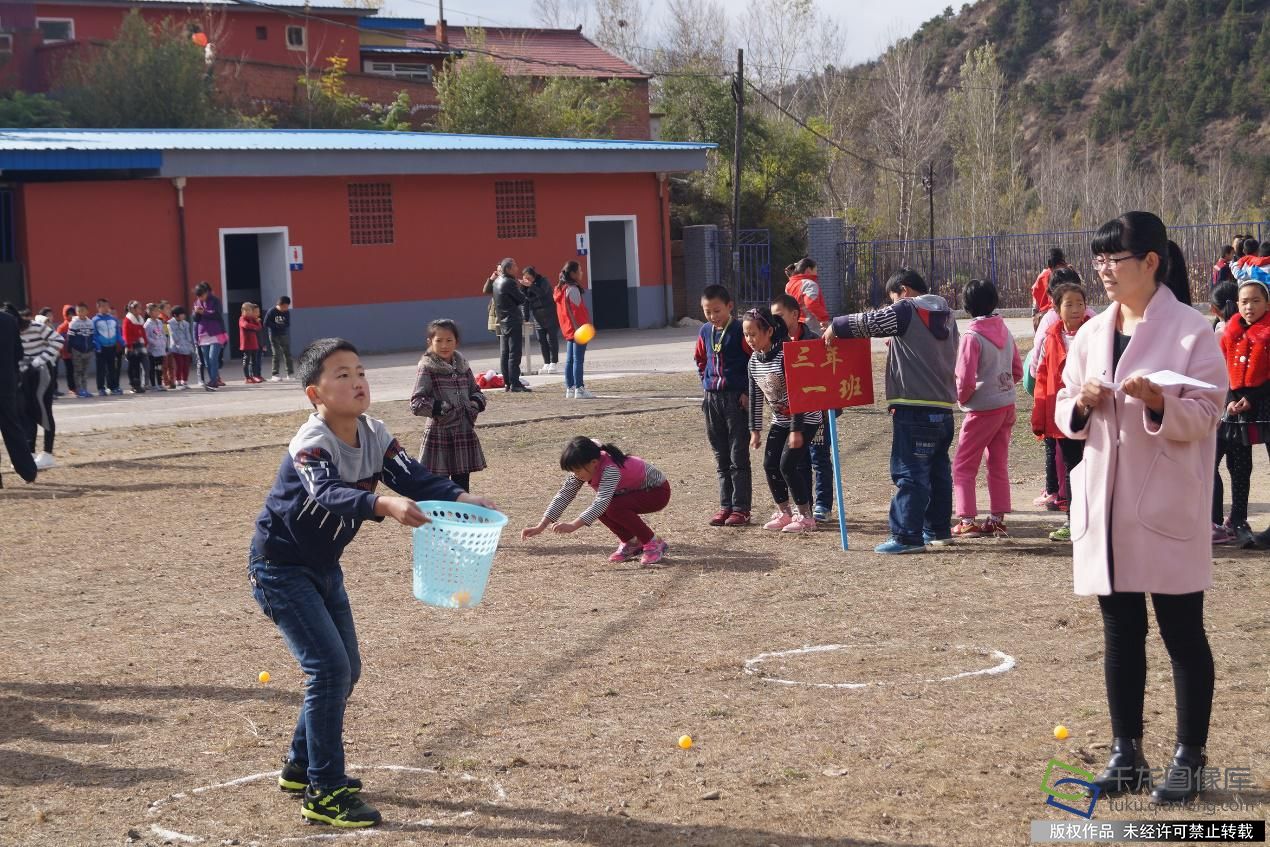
top-left (923, 161), bottom-right (935, 288)
top-left (730, 48), bottom-right (744, 285)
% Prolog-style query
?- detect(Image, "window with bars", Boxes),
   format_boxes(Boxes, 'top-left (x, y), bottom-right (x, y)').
top-left (347, 183), bottom-right (394, 246)
top-left (494, 180), bottom-right (537, 239)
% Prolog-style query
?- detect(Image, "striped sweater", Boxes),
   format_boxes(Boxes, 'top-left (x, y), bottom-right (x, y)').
top-left (19, 321), bottom-right (63, 371)
top-left (747, 344), bottom-right (823, 432)
top-left (542, 457), bottom-right (667, 526)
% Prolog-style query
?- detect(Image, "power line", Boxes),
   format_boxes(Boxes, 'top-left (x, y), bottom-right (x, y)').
top-left (742, 78), bottom-right (920, 178)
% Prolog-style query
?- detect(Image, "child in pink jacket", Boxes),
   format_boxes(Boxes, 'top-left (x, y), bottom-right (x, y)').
top-left (952, 279), bottom-right (1022, 538)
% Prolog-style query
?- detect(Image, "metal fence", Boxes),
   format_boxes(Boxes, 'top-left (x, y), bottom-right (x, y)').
top-left (838, 221), bottom-right (1269, 312)
top-left (716, 228), bottom-right (773, 308)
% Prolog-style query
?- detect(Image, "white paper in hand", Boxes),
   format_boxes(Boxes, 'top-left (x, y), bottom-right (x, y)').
top-left (1098, 370), bottom-right (1217, 391)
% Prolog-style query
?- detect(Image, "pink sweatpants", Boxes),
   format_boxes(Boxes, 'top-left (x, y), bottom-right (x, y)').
top-left (953, 407), bottom-right (1015, 518)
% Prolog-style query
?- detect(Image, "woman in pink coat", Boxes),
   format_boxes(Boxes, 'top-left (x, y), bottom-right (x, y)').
top-left (1056, 212), bottom-right (1225, 806)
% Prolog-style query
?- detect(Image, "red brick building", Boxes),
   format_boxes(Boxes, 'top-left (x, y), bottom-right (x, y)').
top-left (0, 2), bottom-right (653, 137)
top-left (0, 129), bottom-right (711, 353)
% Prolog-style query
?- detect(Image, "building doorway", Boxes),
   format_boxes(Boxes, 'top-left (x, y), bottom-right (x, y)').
top-left (219, 227), bottom-right (291, 358)
top-left (585, 216), bottom-right (638, 330)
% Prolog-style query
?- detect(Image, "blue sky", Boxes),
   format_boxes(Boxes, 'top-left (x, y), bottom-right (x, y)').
top-left (375, 0), bottom-right (959, 66)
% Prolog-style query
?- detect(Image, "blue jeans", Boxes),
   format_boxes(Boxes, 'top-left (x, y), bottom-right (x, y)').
top-left (888, 406), bottom-right (954, 545)
top-left (248, 553), bottom-right (362, 790)
top-left (202, 342), bottom-right (223, 385)
top-left (565, 340), bottom-right (587, 389)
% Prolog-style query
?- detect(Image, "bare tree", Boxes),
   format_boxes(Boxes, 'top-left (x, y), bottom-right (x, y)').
top-left (533, 0), bottom-right (593, 31)
top-left (1030, 138), bottom-right (1080, 232)
top-left (871, 36), bottom-right (945, 248)
top-left (745, 0), bottom-right (843, 110)
top-left (593, 0), bottom-right (647, 66)
top-left (660, 0), bottom-right (730, 71)
top-left (947, 44), bottom-right (1009, 235)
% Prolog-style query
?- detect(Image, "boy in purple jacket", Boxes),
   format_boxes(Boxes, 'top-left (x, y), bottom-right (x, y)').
top-left (248, 338), bottom-right (496, 828)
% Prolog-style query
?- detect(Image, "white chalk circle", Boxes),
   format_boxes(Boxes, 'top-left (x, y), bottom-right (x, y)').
top-left (145, 764), bottom-right (507, 844)
top-left (743, 643), bottom-right (1016, 689)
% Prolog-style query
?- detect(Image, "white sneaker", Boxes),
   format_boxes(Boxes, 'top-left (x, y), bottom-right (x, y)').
top-left (564, 387), bottom-right (576, 399)
top-left (270, 375), bottom-right (282, 382)
top-left (546, 362), bottom-right (558, 374)
top-left (34, 452), bottom-right (56, 470)
top-left (574, 386), bottom-right (596, 399)
top-left (537, 364), bottom-right (550, 375)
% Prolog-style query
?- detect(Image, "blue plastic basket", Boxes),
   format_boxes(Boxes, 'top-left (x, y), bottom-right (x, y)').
top-left (411, 501), bottom-right (507, 608)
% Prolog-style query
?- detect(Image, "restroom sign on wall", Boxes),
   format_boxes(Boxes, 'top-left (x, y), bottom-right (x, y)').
top-left (575, 233), bottom-right (588, 256)
top-left (289, 245), bottom-right (304, 271)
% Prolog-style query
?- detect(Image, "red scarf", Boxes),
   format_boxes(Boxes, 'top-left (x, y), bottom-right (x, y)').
top-left (1222, 314), bottom-right (1270, 390)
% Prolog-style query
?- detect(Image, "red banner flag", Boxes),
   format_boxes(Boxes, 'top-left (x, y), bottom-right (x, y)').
top-left (783, 338), bottom-right (874, 414)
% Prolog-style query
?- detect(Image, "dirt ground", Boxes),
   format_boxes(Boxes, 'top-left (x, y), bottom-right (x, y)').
top-left (1, 370), bottom-right (1267, 847)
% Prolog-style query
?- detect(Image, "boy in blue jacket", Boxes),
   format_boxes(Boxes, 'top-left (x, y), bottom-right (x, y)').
top-left (91, 299), bottom-right (122, 395)
top-left (249, 337), bottom-right (496, 828)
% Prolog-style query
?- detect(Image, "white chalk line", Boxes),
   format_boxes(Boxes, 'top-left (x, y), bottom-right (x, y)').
top-left (743, 643), bottom-right (1016, 690)
top-left (146, 763), bottom-right (505, 845)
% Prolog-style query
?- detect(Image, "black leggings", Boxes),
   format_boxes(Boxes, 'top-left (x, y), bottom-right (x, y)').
top-left (1097, 591), bottom-right (1214, 746)
top-left (1044, 437), bottom-right (1059, 496)
top-left (763, 423), bottom-right (818, 507)
top-left (20, 365), bottom-right (55, 454)
top-left (1058, 439), bottom-right (1084, 506)
top-left (450, 473), bottom-right (470, 493)
top-left (537, 324), bottom-right (559, 365)
top-left (1212, 440), bottom-right (1270, 526)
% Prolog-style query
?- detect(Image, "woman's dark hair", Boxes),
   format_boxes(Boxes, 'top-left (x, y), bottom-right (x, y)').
top-left (1046, 247), bottom-right (1066, 269)
top-left (1211, 280), bottom-right (1239, 322)
top-left (1221, 245), bottom-right (1236, 260)
top-left (521, 265), bottom-right (537, 279)
top-left (1243, 237), bottom-right (1261, 257)
top-left (784, 263), bottom-right (796, 278)
top-left (1051, 282), bottom-right (1086, 312)
top-left (559, 261), bottom-right (581, 286)
top-left (792, 257), bottom-right (817, 274)
top-left (427, 318), bottom-right (460, 344)
top-left (193, 281), bottom-right (210, 296)
top-left (885, 268), bottom-right (928, 296)
top-left (1166, 240), bottom-right (1192, 306)
top-left (560, 436), bottom-right (626, 471)
top-left (1090, 211), bottom-right (1169, 285)
top-left (963, 278), bottom-right (998, 317)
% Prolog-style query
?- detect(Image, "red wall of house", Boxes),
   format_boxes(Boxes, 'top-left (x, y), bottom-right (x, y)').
top-left (32, 3), bottom-right (361, 66)
top-left (19, 171), bottom-right (667, 313)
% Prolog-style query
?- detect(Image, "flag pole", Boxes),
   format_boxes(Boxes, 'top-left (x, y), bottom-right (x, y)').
top-left (828, 411), bottom-right (848, 551)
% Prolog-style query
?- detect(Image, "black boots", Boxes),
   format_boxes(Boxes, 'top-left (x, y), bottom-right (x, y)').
top-left (1150, 744), bottom-right (1207, 805)
top-left (1091, 737), bottom-right (1152, 795)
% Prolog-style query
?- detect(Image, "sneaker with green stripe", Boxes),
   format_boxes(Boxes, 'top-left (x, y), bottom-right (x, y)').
top-left (278, 757), bottom-right (362, 793)
top-left (301, 785), bottom-right (381, 828)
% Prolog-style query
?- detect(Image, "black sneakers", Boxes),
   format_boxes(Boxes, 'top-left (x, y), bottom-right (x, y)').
top-left (278, 758), bottom-right (362, 793)
top-left (301, 785), bottom-right (381, 828)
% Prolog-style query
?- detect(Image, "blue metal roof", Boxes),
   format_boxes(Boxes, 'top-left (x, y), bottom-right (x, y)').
top-left (0, 129), bottom-right (714, 155)
top-left (0, 129), bottom-right (715, 178)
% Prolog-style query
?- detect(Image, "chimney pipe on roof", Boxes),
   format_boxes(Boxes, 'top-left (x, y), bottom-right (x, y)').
top-left (436, 18), bottom-right (447, 45)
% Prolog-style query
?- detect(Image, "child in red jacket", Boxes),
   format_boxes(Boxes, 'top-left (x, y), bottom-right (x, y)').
top-left (783, 257), bottom-right (830, 335)
top-left (1031, 281), bottom-right (1089, 541)
top-left (239, 302), bottom-right (264, 384)
top-left (1216, 278), bottom-right (1270, 548)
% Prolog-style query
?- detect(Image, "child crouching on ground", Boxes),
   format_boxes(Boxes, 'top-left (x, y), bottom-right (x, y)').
top-left (248, 338), bottom-right (496, 829)
top-left (952, 279), bottom-right (1022, 538)
top-left (522, 437), bottom-right (671, 567)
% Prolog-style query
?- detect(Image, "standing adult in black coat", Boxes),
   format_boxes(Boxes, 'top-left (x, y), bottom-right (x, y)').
top-left (490, 257), bottom-right (532, 392)
top-left (521, 266), bottom-right (560, 374)
top-left (0, 307), bottom-right (37, 486)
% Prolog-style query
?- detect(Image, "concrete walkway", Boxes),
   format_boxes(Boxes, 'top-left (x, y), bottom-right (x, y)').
top-left (52, 318), bottom-right (1039, 434)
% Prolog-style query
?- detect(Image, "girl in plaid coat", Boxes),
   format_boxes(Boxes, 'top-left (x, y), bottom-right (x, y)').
top-left (410, 319), bottom-right (487, 492)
